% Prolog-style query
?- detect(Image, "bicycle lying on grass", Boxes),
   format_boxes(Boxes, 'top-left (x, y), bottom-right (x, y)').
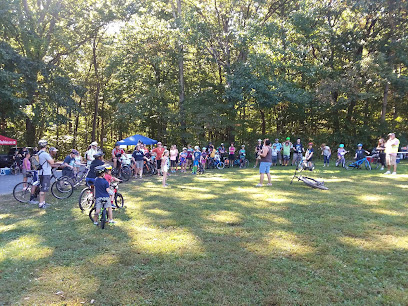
top-left (290, 167), bottom-right (328, 190)
top-left (346, 157), bottom-right (372, 170)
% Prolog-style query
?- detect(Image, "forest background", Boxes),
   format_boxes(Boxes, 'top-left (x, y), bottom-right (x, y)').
top-left (0, 0), bottom-right (407, 155)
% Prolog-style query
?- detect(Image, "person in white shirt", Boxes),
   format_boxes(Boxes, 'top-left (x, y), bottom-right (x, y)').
top-left (384, 133), bottom-right (400, 175)
top-left (86, 142), bottom-right (99, 166)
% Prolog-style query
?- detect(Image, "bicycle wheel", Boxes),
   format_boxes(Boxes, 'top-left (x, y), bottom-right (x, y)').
top-left (300, 176), bottom-right (329, 190)
top-left (13, 182), bottom-right (33, 203)
top-left (121, 166), bottom-right (131, 181)
top-left (365, 160), bottom-right (371, 170)
top-left (100, 209), bottom-right (107, 229)
top-left (244, 159), bottom-right (249, 168)
top-left (89, 206), bottom-right (96, 223)
top-left (115, 193), bottom-right (124, 208)
top-left (79, 187), bottom-right (94, 211)
top-left (216, 162), bottom-right (225, 169)
top-left (51, 180), bottom-right (73, 199)
top-left (345, 160), bottom-right (356, 170)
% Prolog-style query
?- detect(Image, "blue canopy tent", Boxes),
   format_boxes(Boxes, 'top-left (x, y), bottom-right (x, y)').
top-left (117, 134), bottom-right (158, 146)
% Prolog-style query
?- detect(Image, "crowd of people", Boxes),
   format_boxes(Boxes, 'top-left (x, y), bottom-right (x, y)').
top-left (13, 132), bottom-right (402, 216)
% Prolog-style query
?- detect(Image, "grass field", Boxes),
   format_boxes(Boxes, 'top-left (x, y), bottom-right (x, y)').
top-left (1, 163), bottom-right (408, 305)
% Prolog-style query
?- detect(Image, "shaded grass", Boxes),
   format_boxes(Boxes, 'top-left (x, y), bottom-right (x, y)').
top-left (1, 163), bottom-right (408, 305)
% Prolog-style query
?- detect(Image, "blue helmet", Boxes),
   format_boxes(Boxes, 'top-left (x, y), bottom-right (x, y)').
top-left (357, 143), bottom-right (363, 147)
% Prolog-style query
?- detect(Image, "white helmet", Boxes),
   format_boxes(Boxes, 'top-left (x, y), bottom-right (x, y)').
top-left (38, 139), bottom-right (48, 148)
top-left (194, 146), bottom-right (199, 150)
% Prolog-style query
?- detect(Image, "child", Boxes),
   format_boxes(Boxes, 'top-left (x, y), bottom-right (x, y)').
top-left (74, 152), bottom-right (82, 175)
top-left (179, 148), bottom-right (187, 173)
top-left (239, 145), bottom-right (246, 167)
top-left (228, 143), bottom-right (236, 167)
top-left (271, 144), bottom-right (278, 166)
top-left (321, 143), bottom-right (331, 167)
top-left (93, 165), bottom-right (115, 225)
top-left (282, 137), bottom-right (292, 166)
top-left (22, 151), bottom-right (31, 189)
top-left (305, 142), bottom-right (314, 170)
top-left (103, 165), bottom-right (121, 208)
top-left (169, 145), bottom-right (178, 173)
top-left (186, 145), bottom-right (193, 169)
top-left (336, 144), bottom-right (349, 167)
top-left (355, 143), bottom-right (370, 160)
top-left (161, 150), bottom-right (169, 187)
top-left (201, 147), bottom-right (208, 169)
top-left (192, 146), bottom-right (202, 174)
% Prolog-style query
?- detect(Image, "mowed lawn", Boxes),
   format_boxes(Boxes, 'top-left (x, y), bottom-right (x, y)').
top-left (1, 163), bottom-right (408, 305)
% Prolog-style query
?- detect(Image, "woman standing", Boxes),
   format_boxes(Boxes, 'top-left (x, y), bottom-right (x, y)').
top-left (132, 145), bottom-right (145, 179)
top-left (377, 138), bottom-right (386, 171)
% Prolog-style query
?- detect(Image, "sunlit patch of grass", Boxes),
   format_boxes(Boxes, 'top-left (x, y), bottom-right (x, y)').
top-left (359, 194), bottom-right (387, 203)
top-left (371, 208), bottom-right (405, 216)
top-left (1, 235), bottom-right (53, 261)
top-left (207, 210), bottom-right (243, 224)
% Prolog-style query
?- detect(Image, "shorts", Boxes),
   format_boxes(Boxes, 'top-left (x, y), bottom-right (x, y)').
top-left (259, 162), bottom-right (272, 174)
top-left (96, 197), bottom-right (111, 209)
top-left (171, 160), bottom-right (176, 167)
top-left (162, 165), bottom-right (169, 173)
top-left (283, 155), bottom-right (290, 161)
top-left (193, 160), bottom-right (199, 166)
top-left (135, 160), bottom-right (144, 168)
top-left (22, 168), bottom-right (29, 178)
top-left (229, 154), bottom-right (235, 160)
top-left (272, 156), bottom-right (278, 164)
top-left (386, 154), bottom-right (397, 166)
top-left (39, 175), bottom-right (51, 192)
top-left (180, 158), bottom-right (186, 165)
top-left (187, 156), bottom-right (192, 160)
top-left (277, 152), bottom-right (282, 160)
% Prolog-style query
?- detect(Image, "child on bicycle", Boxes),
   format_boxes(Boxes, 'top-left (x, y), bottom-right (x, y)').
top-left (239, 145), bottom-right (246, 167)
top-left (305, 142), bottom-right (314, 170)
top-left (103, 165), bottom-right (121, 208)
top-left (93, 165), bottom-right (114, 225)
top-left (336, 144), bottom-right (348, 167)
top-left (355, 144), bottom-right (370, 160)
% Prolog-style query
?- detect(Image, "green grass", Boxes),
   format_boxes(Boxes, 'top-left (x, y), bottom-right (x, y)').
top-left (1, 163), bottom-right (408, 305)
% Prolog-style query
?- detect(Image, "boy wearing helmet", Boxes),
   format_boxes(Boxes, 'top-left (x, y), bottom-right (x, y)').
top-left (355, 144), bottom-right (370, 160)
top-left (93, 165), bottom-right (115, 225)
top-left (86, 151), bottom-right (104, 186)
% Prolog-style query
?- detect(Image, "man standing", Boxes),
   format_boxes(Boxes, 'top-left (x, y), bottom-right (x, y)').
top-left (256, 139), bottom-right (272, 187)
top-left (29, 140), bottom-right (56, 208)
top-left (384, 133), bottom-right (400, 175)
top-left (292, 138), bottom-right (304, 166)
top-left (86, 142), bottom-right (98, 166)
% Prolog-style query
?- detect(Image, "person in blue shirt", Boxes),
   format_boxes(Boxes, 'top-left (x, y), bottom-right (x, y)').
top-left (92, 165), bottom-right (114, 225)
top-left (355, 144), bottom-right (370, 160)
top-left (86, 152), bottom-right (104, 186)
top-left (62, 149), bottom-right (79, 178)
top-left (239, 145), bottom-right (246, 167)
top-left (192, 146), bottom-right (202, 174)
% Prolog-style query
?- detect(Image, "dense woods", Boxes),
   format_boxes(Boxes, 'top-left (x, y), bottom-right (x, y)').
top-left (1, 0), bottom-right (407, 153)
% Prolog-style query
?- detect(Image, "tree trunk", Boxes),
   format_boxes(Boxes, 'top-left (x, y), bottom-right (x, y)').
top-left (92, 37), bottom-right (100, 143)
top-left (381, 82), bottom-right (389, 123)
top-left (25, 118), bottom-right (36, 146)
top-left (260, 109), bottom-right (266, 136)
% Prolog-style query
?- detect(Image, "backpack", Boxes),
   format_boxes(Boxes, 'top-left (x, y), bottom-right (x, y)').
top-left (31, 151), bottom-right (44, 170)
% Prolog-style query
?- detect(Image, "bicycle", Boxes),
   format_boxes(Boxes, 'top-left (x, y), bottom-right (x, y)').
top-left (233, 158), bottom-right (249, 168)
top-left (59, 165), bottom-right (90, 188)
top-left (298, 156), bottom-right (315, 171)
top-left (78, 183), bottom-right (95, 211)
top-left (346, 157), bottom-right (371, 170)
top-left (290, 167), bottom-right (328, 190)
top-left (88, 199), bottom-right (108, 229)
top-left (335, 151), bottom-right (348, 168)
top-left (293, 154), bottom-right (303, 170)
top-left (10, 161), bottom-right (21, 175)
top-left (143, 160), bottom-right (157, 175)
top-left (368, 151), bottom-right (381, 170)
top-left (198, 163), bottom-right (205, 174)
top-left (13, 170), bottom-right (74, 203)
top-left (112, 155), bottom-right (132, 181)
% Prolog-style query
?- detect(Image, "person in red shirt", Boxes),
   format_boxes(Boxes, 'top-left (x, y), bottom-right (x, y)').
top-left (112, 142), bottom-right (125, 169)
top-left (152, 142), bottom-right (165, 175)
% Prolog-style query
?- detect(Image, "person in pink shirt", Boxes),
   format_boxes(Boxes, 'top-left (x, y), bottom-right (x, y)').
top-left (169, 145), bottom-right (179, 173)
top-left (228, 142), bottom-right (236, 167)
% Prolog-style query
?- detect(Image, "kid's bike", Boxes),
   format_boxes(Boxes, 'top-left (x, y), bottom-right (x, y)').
top-left (346, 157), bottom-right (371, 170)
top-left (290, 167), bottom-right (328, 190)
top-left (89, 199), bottom-right (108, 229)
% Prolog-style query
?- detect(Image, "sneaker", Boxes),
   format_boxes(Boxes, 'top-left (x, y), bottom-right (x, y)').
top-left (256, 184), bottom-right (263, 187)
top-left (267, 183), bottom-right (272, 186)
top-left (392, 172), bottom-right (397, 175)
top-left (39, 203), bottom-right (50, 209)
top-left (94, 221), bottom-right (99, 225)
top-left (380, 167), bottom-right (384, 170)
top-left (323, 164), bottom-right (325, 167)
top-left (29, 200), bottom-right (39, 205)
top-left (111, 205), bottom-right (116, 209)
top-left (108, 220), bottom-right (116, 224)
top-left (384, 171), bottom-right (391, 174)
top-left (253, 165), bottom-right (256, 168)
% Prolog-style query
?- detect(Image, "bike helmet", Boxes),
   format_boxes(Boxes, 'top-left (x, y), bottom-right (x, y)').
top-left (95, 165), bottom-right (106, 176)
top-left (104, 164), bottom-right (112, 171)
top-left (339, 144), bottom-right (344, 148)
top-left (258, 139), bottom-right (262, 142)
top-left (357, 143), bottom-right (363, 147)
top-left (93, 151), bottom-right (104, 159)
top-left (115, 142), bottom-right (120, 146)
top-left (38, 139), bottom-right (48, 148)
top-left (202, 147), bottom-right (206, 150)
top-left (194, 146), bottom-right (200, 150)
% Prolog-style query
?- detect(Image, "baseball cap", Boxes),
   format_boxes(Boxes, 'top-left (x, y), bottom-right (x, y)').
top-left (71, 149), bottom-right (79, 155)
top-left (258, 139), bottom-right (262, 142)
top-left (286, 137), bottom-right (290, 140)
top-left (49, 147), bottom-right (58, 152)
top-left (90, 141), bottom-right (98, 146)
